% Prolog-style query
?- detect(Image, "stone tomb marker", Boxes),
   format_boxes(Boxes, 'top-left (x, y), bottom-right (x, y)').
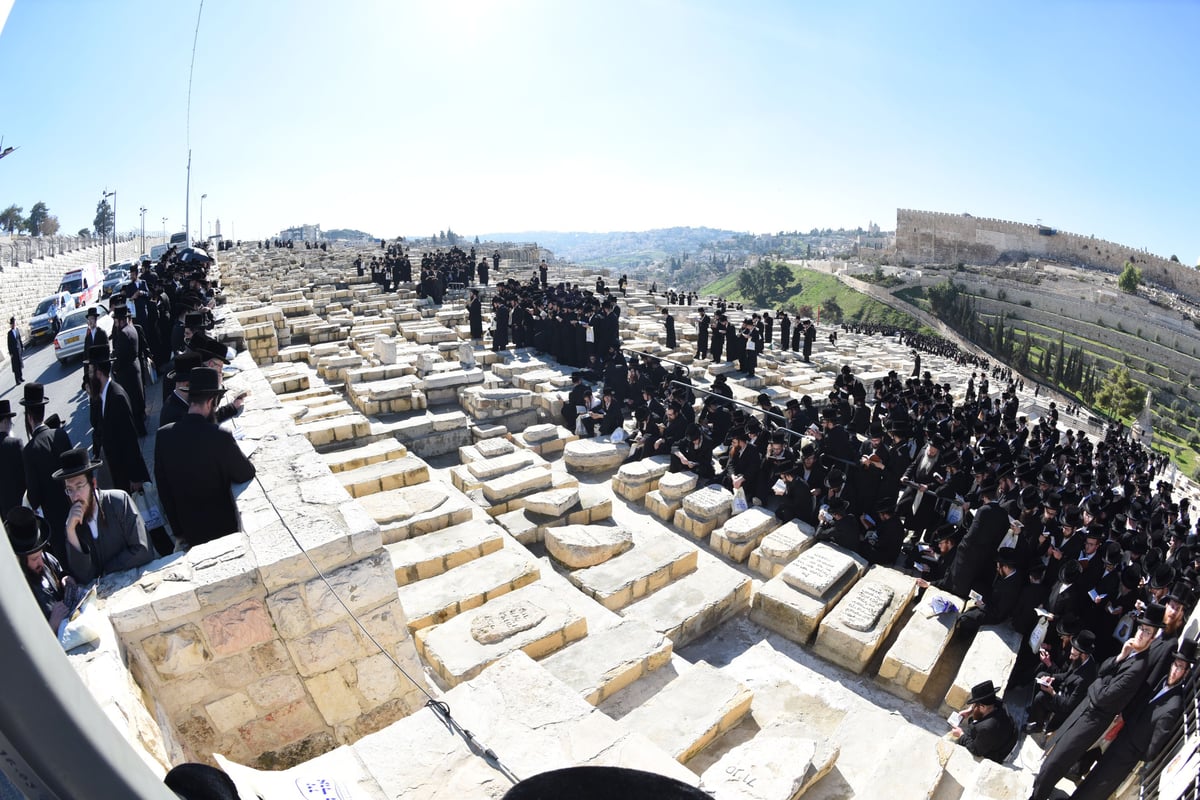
top-left (699, 724), bottom-right (840, 800)
top-left (877, 586), bottom-right (964, 700)
top-left (812, 565), bottom-right (919, 674)
top-left (750, 543), bottom-right (868, 644)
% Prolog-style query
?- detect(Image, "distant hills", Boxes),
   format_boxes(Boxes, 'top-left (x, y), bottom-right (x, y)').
top-left (325, 228), bottom-right (374, 241)
top-left (478, 227), bottom-right (742, 269)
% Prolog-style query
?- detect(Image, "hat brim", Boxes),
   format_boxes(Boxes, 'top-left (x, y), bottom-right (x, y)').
top-left (51, 458), bottom-right (103, 482)
top-left (10, 530), bottom-right (50, 556)
top-left (188, 387), bottom-right (228, 400)
top-left (17, 398), bottom-right (49, 407)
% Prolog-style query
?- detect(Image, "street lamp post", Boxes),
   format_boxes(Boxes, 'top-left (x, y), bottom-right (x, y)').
top-left (103, 189), bottom-right (116, 266)
top-left (200, 194), bottom-right (207, 248)
top-left (139, 207), bottom-right (147, 257)
top-left (161, 217), bottom-right (168, 242)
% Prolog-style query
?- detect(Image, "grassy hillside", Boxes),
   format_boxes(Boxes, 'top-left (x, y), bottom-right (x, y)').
top-left (701, 265), bottom-right (922, 328)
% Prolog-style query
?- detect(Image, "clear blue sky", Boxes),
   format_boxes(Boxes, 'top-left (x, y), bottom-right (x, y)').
top-left (0, 1), bottom-right (1196, 263)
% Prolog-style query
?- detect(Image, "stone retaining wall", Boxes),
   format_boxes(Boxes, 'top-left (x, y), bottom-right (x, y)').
top-left (0, 235), bottom-right (165, 351)
top-left (102, 345), bottom-right (429, 769)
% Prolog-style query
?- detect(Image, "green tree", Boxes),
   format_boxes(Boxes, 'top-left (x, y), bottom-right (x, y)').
top-left (38, 215), bottom-right (59, 236)
top-left (0, 204), bottom-right (24, 234)
top-left (1094, 366), bottom-right (1147, 418)
top-left (1118, 261), bottom-right (1142, 293)
top-left (26, 201), bottom-right (49, 237)
top-left (819, 296), bottom-right (844, 323)
top-left (1170, 254), bottom-right (1179, 263)
top-left (94, 199), bottom-right (114, 238)
top-left (736, 260), bottom-right (796, 308)
top-left (77, 228), bottom-right (91, 238)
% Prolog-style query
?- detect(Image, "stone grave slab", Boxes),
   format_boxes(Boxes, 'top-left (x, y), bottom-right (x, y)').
top-left (621, 559), bottom-right (752, 647)
top-left (619, 662), bottom-right (753, 764)
top-left (877, 587), bottom-right (965, 700)
top-left (522, 487), bottom-right (580, 518)
top-left (611, 455), bottom-right (673, 502)
top-left (540, 619), bottom-right (672, 706)
top-left (750, 544), bottom-right (868, 644)
top-left (385, 520), bottom-right (505, 586)
top-left (569, 531), bottom-right (698, 610)
top-left (812, 565), bottom-right (919, 674)
top-left (545, 524), bottom-right (633, 568)
top-left (710, 507), bottom-right (781, 562)
top-left (415, 582), bottom-right (587, 689)
top-left (699, 724), bottom-right (839, 800)
top-left (942, 625), bottom-right (1023, 716)
top-left (959, 758), bottom-right (1034, 800)
top-left (481, 466), bottom-right (554, 504)
top-left (562, 439), bottom-right (630, 474)
top-left (467, 451), bottom-right (537, 482)
top-left (748, 519), bottom-right (816, 579)
top-left (658, 470), bottom-right (699, 502)
top-left (396, 547), bottom-right (540, 630)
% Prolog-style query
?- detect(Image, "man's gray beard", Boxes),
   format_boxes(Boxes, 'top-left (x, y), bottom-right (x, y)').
top-left (917, 452), bottom-right (938, 475)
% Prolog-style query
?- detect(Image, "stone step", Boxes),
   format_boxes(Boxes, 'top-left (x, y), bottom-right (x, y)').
top-left (395, 546), bottom-right (540, 630)
top-left (384, 520), bottom-right (505, 586)
top-left (335, 455), bottom-right (430, 498)
top-left (415, 582), bottom-right (587, 689)
top-left (569, 531), bottom-right (698, 611)
top-left (621, 557), bottom-right (752, 648)
top-left (619, 661), bottom-right (753, 764)
top-left (320, 438), bottom-right (410, 474)
top-left (540, 619), bottom-right (673, 706)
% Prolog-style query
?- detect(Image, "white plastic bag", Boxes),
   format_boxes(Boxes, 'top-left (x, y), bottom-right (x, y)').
top-left (731, 486), bottom-right (749, 514)
top-left (610, 428), bottom-right (626, 444)
top-left (134, 484), bottom-right (165, 530)
top-left (58, 598), bottom-right (102, 651)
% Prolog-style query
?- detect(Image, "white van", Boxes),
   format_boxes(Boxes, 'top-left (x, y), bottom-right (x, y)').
top-left (58, 261), bottom-right (104, 307)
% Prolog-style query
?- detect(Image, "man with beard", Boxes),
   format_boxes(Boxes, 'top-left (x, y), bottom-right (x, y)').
top-left (671, 424), bottom-right (716, 480)
top-left (1028, 603), bottom-right (1162, 800)
top-left (7, 506), bottom-right (71, 631)
top-left (54, 447), bottom-right (153, 583)
top-left (1024, 629), bottom-right (1098, 735)
top-left (897, 435), bottom-right (945, 538)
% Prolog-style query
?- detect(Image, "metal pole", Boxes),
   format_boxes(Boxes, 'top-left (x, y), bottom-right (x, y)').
top-left (185, 149), bottom-right (191, 243)
top-left (200, 193), bottom-right (206, 247)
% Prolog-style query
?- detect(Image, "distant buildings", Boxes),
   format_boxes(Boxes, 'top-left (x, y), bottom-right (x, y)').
top-left (279, 223), bottom-right (322, 242)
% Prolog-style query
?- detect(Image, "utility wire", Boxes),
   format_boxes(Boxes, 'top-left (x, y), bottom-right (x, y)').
top-left (251, 474), bottom-right (520, 786)
top-left (186, 0), bottom-right (205, 151)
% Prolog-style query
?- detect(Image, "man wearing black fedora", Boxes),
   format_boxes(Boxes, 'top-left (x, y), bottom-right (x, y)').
top-left (951, 679), bottom-right (1018, 762)
top-left (110, 304), bottom-right (146, 436)
top-left (80, 305), bottom-right (108, 392)
top-left (155, 367), bottom-right (255, 549)
top-left (20, 382), bottom-right (74, 561)
top-left (7, 315), bottom-right (23, 383)
top-left (1024, 628), bottom-right (1098, 735)
top-left (53, 447), bottom-right (153, 583)
top-left (1071, 636), bottom-right (1198, 800)
top-left (6, 506), bottom-right (70, 631)
top-left (84, 345), bottom-right (150, 495)
top-left (158, 351), bottom-right (203, 430)
top-left (1029, 603), bottom-right (1164, 800)
top-left (0, 398), bottom-right (25, 520)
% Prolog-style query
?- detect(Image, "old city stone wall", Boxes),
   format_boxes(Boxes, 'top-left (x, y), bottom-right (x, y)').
top-left (894, 209), bottom-right (1199, 298)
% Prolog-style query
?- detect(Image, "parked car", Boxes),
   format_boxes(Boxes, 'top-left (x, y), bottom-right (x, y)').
top-left (53, 303), bottom-right (111, 365)
top-left (102, 268), bottom-right (129, 298)
top-left (29, 292), bottom-right (77, 341)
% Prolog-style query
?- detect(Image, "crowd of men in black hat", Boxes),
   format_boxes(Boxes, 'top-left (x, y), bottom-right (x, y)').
top-left (3, 245), bottom-right (256, 642)
top-left (559, 325), bottom-right (1199, 791)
